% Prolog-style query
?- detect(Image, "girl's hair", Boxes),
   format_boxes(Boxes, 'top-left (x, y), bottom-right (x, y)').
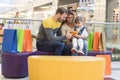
top-left (75, 16), bottom-right (85, 23)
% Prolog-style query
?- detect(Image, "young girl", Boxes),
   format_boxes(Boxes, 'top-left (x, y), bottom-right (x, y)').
top-left (71, 16), bottom-right (88, 55)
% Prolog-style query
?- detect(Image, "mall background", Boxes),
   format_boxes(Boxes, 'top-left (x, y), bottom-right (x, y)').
top-left (0, 0), bottom-right (120, 80)
top-left (0, 0), bottom-right (120, 59)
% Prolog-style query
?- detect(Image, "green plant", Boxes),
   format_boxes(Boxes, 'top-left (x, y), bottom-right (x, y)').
top-left (112, 56), bottom-right (120, 61)
top-left (107, 47), bottom-right (120, 54)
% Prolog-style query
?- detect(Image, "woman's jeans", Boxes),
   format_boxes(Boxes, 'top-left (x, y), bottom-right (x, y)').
top-left (36, 41), bottom-right (64, 55)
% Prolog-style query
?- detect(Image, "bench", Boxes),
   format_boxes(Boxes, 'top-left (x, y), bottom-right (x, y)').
top-left (28, 56), bottom-right (105, 80)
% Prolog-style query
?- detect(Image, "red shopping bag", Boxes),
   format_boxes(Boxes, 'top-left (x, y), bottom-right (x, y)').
top-left (22, 30), bottom-right (32, 52)
top-left (96, 54), bottom-right (111, 75)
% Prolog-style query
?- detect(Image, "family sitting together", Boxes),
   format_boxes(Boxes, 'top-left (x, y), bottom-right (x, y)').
top-left (36, 7), bottom-right (88, 56)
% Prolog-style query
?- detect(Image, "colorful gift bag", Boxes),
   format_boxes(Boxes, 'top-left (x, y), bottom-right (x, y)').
top-left (17, 29), bottom-right (24, 52)
top-left (93, 32), bottom-right (101, 51)
top-left (98, 32), bottom-right (106, 51)
top-left (88, 32), bottom-right (94, 51)
top-left (2, 29), bottom-right (17, 53)
top-left (96, 54), bottom-right (111, 75)
top-left (22, 30), bottom-right (32, 52)
top-left (101, 32), bottom-right (106, 51)
top-left (98, 33), bottom-right (103, 51)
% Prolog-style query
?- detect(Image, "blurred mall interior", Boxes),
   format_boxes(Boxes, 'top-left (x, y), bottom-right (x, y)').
top-left (0, 0), bottom-right (120, 80)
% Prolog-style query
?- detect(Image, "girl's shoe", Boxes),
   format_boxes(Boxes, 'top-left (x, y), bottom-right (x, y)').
top-left (78, 50), bottom-right (84, 55)
top-left (71, 48), bottom-right (78, 54)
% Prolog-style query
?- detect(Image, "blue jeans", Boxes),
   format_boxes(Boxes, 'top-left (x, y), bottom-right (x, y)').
top-left (36, 41), bottom-right (64, 55)
top-left (83, 41), bottom-right (88, 56)
top-left (72, 40), bottom-right (88, 56)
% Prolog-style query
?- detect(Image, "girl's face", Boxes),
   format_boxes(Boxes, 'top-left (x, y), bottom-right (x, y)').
top-left (75, 21), bottom-right (83, 28)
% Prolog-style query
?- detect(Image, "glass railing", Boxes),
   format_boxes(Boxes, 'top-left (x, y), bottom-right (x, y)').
top-left (86, 22), bottom-right (120, 56)
top-left (0, 18), bottom-right (120, 56)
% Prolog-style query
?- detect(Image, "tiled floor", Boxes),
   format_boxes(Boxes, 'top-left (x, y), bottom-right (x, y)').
top-left (0, 62), bottom-right (120, 80)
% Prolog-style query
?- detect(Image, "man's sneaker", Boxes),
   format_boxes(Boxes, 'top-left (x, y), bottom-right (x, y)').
top-left (71, 48), bottom-right (78, 54)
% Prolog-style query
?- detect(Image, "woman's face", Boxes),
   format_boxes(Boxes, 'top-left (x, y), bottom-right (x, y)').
top-left (66, 14), bottom-right (74, 24)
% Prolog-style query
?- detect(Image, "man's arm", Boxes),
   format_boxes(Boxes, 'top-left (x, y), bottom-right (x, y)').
top-left (44, 28), bottom-right (66, 42)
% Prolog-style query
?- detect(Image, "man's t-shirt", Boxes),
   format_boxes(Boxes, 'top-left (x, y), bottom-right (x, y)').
top-left (37, 16), bottom-right (66, 42)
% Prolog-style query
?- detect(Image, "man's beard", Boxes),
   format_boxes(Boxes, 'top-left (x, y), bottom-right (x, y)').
top-left (57, 18), bottom-right (62, 22)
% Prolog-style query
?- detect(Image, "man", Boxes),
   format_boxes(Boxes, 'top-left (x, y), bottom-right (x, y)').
top-left (36, 7), bottom-right (71, 55)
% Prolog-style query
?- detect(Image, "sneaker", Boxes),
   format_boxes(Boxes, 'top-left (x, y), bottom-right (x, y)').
top-left (71, 48), bottom-right (78, 54)
top-left (78, 50), bottom-right (84, 55)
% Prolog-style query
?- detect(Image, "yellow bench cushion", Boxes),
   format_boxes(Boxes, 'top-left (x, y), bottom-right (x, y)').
top-left (28, 56), bottom-right (105, 80)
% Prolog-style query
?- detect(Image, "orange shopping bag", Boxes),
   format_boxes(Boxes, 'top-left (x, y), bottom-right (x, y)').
top-left (22, 30), bottom-right (32, 52)
top-left (93, 32), bottom-right (101, 51)
top-left (96, 54), bottom-right (111, 75)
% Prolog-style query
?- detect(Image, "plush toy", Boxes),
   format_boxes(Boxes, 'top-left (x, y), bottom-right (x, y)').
top-left (70, 31), bottom-right (78, 35)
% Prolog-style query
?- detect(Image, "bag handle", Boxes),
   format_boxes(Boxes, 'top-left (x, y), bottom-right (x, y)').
top-left (25, 23), bottom-right (29, 30)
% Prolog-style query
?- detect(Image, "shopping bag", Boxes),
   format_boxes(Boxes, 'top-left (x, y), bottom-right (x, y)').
top-left (96, 54), bottom-right (111, 75)
top-left (22, 30), bottom-right (32, 52)
top-left (17, 29), bottom-right (24, 52)
top-left (93, 32), bottom-right (101, 51)
top-left (2, 29), bottom-right (17, 53)
top-left (98, 32), bottom-right (106, 51)
top-left (98, 33), bottom-right (103, 51)
top-left (101, 32), bottom-right (106, 51)
top-left (88, 32), bottom-right (94, 51)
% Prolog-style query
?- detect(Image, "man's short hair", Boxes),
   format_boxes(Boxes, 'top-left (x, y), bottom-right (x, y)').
top-left (55, 7), bottom-right (68, 15)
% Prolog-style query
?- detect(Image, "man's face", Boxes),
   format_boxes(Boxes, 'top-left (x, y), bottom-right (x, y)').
top-left (58, 13), bottom-right (67, 22)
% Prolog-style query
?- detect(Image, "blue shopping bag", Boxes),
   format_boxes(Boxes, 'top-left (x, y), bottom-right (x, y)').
top-left (2, 29), bottom-right (17, 53)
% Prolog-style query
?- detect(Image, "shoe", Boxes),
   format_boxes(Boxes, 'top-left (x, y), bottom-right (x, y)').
top-left (71, 48), bottom-right (78, 54)
top-left (78, 50), bottom-right (84, 55)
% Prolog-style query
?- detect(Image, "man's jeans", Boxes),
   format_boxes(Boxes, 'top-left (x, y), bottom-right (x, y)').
top-left (36, 41), bottom-right (64, 55)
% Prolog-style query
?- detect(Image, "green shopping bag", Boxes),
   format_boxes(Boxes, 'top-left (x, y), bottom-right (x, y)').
top-left (88, 32), bottom-right (94, 51)
top-left (17, 29), bottom-right (24, 52)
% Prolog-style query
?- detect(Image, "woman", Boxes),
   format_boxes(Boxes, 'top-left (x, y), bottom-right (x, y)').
top-left (61, 11), bottom-right (88, 56)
